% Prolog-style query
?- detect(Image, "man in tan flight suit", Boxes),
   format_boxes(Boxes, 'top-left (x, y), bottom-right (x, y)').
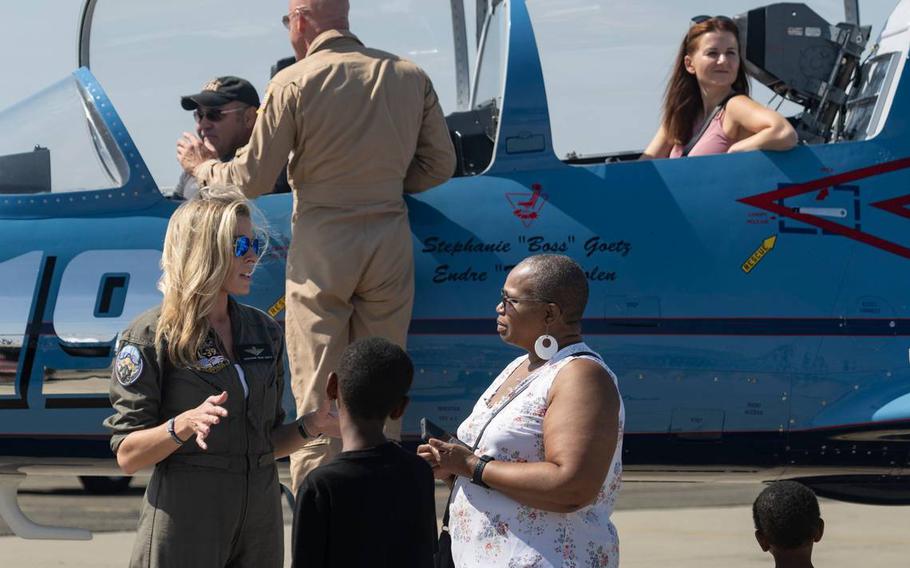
top-left (177, 0), bottom-right (456, 492)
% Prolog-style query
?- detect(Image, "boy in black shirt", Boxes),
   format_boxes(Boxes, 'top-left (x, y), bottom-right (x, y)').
top-left (753, 481), bottom-right (825, 568)
top-left (292, 338), bottom-right (437, 568)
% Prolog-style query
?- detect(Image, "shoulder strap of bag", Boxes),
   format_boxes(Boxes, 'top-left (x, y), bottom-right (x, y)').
top-left (681, 93), bottom-right (737, 157)
top-left (440, 350), bottom-right (602, 526)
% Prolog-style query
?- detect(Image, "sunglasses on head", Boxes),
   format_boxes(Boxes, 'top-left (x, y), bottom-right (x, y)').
top-left (193, 106), bottom-right (247, 123)
top-left (690, 14), bottom-right (735, 26)
top-left (233, 235), bottom-right (263, 258)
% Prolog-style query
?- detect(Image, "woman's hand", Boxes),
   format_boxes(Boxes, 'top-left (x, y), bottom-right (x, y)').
top-left (427, 438), bottom-right (478, 478)
top-left (175, 391), bottom-right (229, 450)
top-left (417, 442), bottom-right (457, 482)
top-left (300, 397), bottom-right (341, 439)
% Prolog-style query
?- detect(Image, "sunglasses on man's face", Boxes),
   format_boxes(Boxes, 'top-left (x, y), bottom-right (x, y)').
top-left (233, 235), bottom-right (263, 258)
top-left (282, 6), bottom-right (307, 29)
top-left (193, 106), bottom-right (247, 123)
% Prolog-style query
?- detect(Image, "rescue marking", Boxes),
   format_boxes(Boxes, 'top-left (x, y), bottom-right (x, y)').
top-left (268, 295), bottom-right (286, 317)
top-left (742, 235), bottom-right (778, 274)
top-left (738, 157), bottom-right (910, 260)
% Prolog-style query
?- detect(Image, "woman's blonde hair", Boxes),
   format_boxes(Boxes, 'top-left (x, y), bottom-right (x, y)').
top-left (156, 186), bottom-right (262, 368)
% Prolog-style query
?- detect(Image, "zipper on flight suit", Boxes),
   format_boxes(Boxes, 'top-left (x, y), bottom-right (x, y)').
top-left (230, 359), bottom-right (252, 539)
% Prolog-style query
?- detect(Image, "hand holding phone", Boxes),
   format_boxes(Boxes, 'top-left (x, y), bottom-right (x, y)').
top-left (419, 417), bottom-right (468, 447)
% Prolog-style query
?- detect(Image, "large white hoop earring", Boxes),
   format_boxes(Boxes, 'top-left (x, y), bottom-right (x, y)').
top-left (534, 334), bottom-right (558, 360)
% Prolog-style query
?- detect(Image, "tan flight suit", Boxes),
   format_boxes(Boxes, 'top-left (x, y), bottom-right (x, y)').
top-left (104, 299), bottom-right (287, 568)
top-left (193, 30), bottom-right (456, 491)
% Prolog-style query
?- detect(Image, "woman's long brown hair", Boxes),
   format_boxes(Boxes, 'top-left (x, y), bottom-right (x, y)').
top-left (662, 17), bottom-right (750, 146)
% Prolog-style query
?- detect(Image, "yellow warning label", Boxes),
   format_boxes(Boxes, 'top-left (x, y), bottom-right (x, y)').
top-left (741, 235), bottom-right (778, 274)
top-left (268, 295), bottom-right (286, 317)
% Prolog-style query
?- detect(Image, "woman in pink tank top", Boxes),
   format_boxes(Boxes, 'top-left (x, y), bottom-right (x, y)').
top-left (641, 16), bottom-right (797, 160)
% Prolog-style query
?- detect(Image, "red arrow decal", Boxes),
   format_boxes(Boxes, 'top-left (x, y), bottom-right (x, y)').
top-left (738, 156), bottom-right (910, 260)
top-left (870, 193), bottom-right (910, 220)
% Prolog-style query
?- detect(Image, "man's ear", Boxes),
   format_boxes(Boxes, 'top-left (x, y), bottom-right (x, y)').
top-left (326, 372), bottom-right (339, 401)
top-left (814, 518), bottom-right (825, 542)
top-left (754, 530), bottom-right (770, 552)
top-left (389, 395), bottom-right (410, 420)
top-left (243, 106), bottom-right (257, 128)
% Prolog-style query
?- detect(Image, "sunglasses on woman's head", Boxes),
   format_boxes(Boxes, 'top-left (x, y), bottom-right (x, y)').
top-left (233, 235), bottom-right (262, 257)
top-left (690, 14), bottom-right (735, 26)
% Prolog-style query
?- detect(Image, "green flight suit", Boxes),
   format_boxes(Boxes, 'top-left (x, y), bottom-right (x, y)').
top-left (104, 298), bottom-right (286, 568)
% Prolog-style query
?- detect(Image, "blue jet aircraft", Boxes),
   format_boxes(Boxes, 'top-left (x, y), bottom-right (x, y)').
top-left (1, 0), bottom-right (909, 539)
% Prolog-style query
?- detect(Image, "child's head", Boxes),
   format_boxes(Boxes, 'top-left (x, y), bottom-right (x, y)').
top-left (328, 337), bottom-right (414, 422)
top-left (753, 481), bottom-right (824, 555)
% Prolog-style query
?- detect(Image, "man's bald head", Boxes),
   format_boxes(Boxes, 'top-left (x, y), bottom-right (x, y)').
top-left (292, 0), bottom-right (350, 31)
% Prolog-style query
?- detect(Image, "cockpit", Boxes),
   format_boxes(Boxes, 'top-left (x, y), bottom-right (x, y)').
top-left (0, 0), bottom-right (905, 198)
top-left (0, 75), bottom-right (128, 195)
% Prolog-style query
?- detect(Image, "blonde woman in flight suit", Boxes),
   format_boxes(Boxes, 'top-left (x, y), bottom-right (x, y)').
top-left (177, 0), bottom-right (456, 491)
top-left (104, 189), bottom-right (338, 568)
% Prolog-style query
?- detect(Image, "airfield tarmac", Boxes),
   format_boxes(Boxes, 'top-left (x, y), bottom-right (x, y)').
top-left (0, 470), bottom-right (907, 567)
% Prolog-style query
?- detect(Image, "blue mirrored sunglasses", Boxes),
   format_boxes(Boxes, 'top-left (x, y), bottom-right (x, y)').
top-left (233, 235), bottom-right (262, 257)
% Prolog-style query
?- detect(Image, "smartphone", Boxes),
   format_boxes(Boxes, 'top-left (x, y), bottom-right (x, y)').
top-left (419, 417), bottom-right (468, 447)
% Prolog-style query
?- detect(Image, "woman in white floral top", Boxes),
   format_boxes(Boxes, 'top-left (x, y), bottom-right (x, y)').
top-left (419, 254), bottom-right (624, 567)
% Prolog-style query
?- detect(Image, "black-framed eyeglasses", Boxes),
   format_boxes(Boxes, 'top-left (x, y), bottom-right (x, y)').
top-left (499, 290), bottom-right (552, 309)
top-left (233, 235), bottom-right (263, 258)
top-left (193, 106), bottom-right (247, 123)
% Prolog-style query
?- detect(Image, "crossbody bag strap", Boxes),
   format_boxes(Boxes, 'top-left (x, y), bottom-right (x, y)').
top-left (681, 93), bottom-right (737, 157)
top-left (440, 350), bottom-right (602, 526)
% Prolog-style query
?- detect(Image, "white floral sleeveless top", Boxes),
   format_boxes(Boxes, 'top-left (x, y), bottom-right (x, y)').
top-left (450, 343), bottom-right (624, 567)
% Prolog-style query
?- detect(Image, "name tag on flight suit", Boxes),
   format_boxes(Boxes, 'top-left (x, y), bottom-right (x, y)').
top-left (238, 344), bottom-right (274, 363)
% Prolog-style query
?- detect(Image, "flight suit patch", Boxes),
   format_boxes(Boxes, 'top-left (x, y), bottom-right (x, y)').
top-left (258, 85), bottom-right (273, 115)
top-left (115, 345), bottom-right (143, 386)
top-left (196, 336), bottom-right (230, 373)
top-left (238, 344), bottom-right (274, 363)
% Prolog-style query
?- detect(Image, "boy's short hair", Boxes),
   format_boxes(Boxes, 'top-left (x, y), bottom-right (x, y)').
top-left (753, 481), bottom-right (821, 549)
top-left (336, 337), bottom-right (414, 420)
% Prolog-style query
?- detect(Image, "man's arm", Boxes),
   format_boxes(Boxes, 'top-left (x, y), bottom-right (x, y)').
top-left (183, 82), bottom-right (298, 199)
top-left (403, 75), bottom-right (456, 193)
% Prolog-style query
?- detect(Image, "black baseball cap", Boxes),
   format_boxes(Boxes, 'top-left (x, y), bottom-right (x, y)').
top-left (180, 76), bottom-right (260, 110)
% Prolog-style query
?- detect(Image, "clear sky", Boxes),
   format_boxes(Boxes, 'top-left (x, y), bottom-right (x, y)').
top-left (0, 0), bottom-right (902, 189)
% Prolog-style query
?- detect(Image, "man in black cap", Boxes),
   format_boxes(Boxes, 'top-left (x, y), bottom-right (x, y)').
top-left (174, 76), bottom-right (260, 199)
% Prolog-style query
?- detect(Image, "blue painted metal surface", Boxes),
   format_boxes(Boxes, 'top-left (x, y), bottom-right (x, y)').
top-left (1, 0), bottom-right (908, 478)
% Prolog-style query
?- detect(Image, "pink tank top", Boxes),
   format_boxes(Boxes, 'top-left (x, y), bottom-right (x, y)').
top-left (669, 108), bottom-right (732, 158)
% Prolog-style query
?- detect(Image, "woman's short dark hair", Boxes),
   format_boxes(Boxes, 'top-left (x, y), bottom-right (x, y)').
top-left (662, 16), bottom-right (750, 146)
top-left (336, 337), bottom-right (414, 420)
top-left (752, 481), bottom-right (821, 549)
top-left (517, 254), bottom-right (589, 324)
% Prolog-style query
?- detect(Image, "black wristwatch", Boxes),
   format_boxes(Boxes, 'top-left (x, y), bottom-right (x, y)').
top-left (471, 455), bottom-right (495, 488)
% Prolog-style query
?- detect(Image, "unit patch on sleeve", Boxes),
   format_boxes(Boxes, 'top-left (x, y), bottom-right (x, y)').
top-left (115, 345), bottom-right (144, 386)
